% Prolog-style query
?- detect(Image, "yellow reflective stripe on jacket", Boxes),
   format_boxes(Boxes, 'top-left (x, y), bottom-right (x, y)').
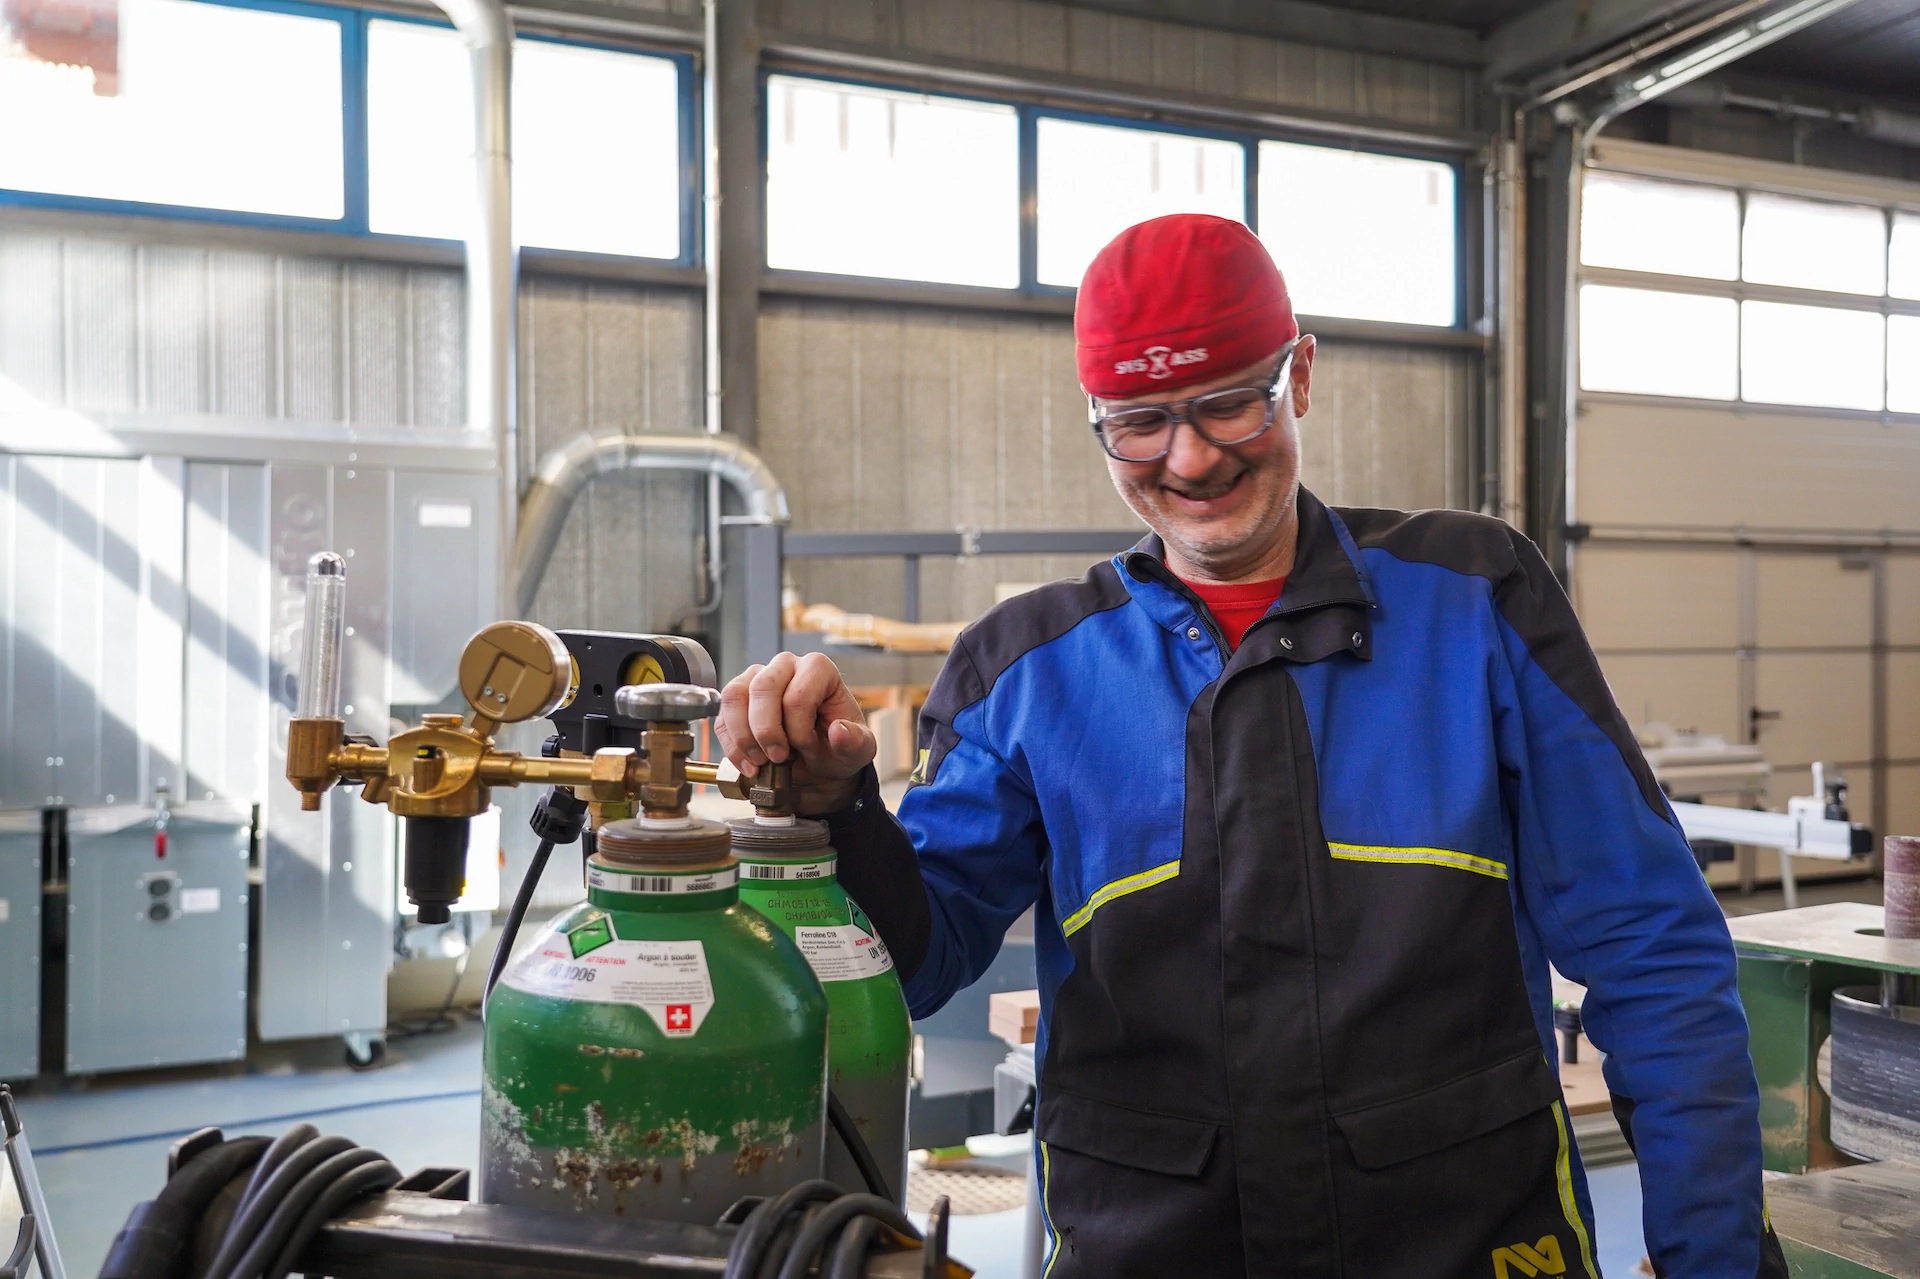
top-left (1328, 842), bottom-right (1509, 881)
top-left (1551, 1101), bottom-right (1600, 1279)
top-left (1061, 859), bottom-right (1181, 936)
top-left (1039, 1139), bottom-right (1062, 1278)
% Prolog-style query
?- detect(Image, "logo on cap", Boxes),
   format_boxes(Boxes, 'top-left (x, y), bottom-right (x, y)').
top-left (1114, 345), bottom-right (1208, 380)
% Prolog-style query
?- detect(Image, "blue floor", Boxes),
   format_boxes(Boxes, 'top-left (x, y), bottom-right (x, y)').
top-left (4, 1020), bottom-right (1647, 1279)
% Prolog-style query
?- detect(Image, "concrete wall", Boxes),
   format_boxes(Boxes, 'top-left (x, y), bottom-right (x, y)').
top-left (760, 297), bottom-right (1468, 685)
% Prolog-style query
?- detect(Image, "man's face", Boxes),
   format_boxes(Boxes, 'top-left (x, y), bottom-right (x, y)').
top-left (1097, 337), bottom-right (1316, 578)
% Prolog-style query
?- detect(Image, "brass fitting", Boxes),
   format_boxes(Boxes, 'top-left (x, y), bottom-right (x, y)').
top-left (287, 717), bottom-right (346, 811)
top-left (640, 724), bottom-right (695, 819)
top-left (746, 760), bottom-right (798, 820)
top-left (589, 747), bottom-right (639, 803)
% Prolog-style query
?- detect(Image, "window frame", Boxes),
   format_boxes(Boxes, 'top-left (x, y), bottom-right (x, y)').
top-left (1578, 162), bottom-right (1920, 422)
top-left (0, 0), bottom-right (700, 265)
top-left (0, 0), bottom-right (365, 232)
top-left (759, 67), bottom-right (1469, 329)
top-left (362, 11), bottom-right (698, 265)
top-left (1025, 104), bottom-right (1261, 298)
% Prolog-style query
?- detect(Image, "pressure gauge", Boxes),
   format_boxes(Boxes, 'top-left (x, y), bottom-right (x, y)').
top-left (457, 621), bottom-right (577, 724)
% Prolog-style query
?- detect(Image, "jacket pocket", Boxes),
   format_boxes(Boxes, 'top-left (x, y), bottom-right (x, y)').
top-left (1035, 1089), bottom-right (1220, 1177)
top-left (1331, 1050), bottom-right (1561, 1170)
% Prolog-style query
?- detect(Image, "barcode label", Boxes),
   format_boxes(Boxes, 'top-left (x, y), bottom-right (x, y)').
top-left (740, 858), bottom-right (836, 882)
top-left (587, 864), bottom-right (739, 895)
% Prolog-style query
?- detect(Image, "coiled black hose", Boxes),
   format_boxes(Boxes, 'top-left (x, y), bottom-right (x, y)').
top-left (100, 1127), bottom-right (398, 1279)
top-left (723, 1179), bottom-right (949, 1279)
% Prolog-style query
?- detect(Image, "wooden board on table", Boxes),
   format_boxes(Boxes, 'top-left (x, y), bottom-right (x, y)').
top-left (990, 989), bottom-right (1040, 1047)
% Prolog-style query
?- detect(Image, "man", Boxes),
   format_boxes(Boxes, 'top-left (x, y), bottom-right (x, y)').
top-left (716, 214), bottom-right (1782, 1278)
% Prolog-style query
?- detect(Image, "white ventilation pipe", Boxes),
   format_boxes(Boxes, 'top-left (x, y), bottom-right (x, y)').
top-left (433, 0), bottom-right (518, 613)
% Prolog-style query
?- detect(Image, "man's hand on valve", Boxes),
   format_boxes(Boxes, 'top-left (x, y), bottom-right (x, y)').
top-left (716, 651), bottom-right (876, 816)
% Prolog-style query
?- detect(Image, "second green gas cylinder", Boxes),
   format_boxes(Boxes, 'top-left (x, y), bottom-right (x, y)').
top-left (731, 816), bottom-right (913, 1203)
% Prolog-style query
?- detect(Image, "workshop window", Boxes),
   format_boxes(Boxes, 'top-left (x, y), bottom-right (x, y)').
top-left (765, 76), bottom-right (1019, 289)
top-left (1742, 193), bottom-right (1887, 297)
top-left (1579, 284), bottom-right (1737, 401)
top-left (1578, 168), bottom-right (1915, 414)
top-left (1035, 117), bottom-right (1245, 288)
top-left (1255, 140), bottom-right (1457, 327)
top-left (1890, 212), bottom-right (1920, 301)
top-left (0, 0), bottom-right (344, 217)
top-left (1889, 316), bottom-right (1920, 414)
top-left (1580, 172), bottom-right (1738, 280)
top-left (368, 21), bottom-right (683, 257)
top-left (1742, 301), bottom-right (1886, 412)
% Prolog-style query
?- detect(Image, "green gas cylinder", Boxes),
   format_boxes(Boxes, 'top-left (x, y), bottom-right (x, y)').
top-left (731, 816), bottom-right (913, 1203)
top-left (482, 818), bottom-right (829, 1222)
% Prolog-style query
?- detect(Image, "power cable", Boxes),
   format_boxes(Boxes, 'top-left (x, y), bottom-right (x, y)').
top-left (826, 1091), bottom-right (893, 1200)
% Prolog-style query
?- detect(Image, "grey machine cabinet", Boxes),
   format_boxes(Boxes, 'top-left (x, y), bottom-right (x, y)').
top-left (65, 803), bottom-right (251, 1074)
top-left (260, 464), bottom-right (497, 1051)
top-left (0, 810), bottom-right (41, 1080)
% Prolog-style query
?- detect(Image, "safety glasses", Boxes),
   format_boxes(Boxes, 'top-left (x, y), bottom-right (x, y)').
top-left (1088, 338), bottom-right (1300, 463)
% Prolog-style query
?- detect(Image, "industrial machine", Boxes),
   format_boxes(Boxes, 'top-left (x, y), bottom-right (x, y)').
top-left (1642, 724), bottom-right (1874, 907)
top-left (1727, 836), bottom-right (1920, 1278)
top-left (132, 550), bottom-right (945, 1276)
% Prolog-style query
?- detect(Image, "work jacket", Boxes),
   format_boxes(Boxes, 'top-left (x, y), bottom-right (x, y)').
top-left (828, 489), bottom-right (1782, 1279)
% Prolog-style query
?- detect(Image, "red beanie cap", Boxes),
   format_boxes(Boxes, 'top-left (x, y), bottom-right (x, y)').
top-left (1074, 214), bottom-right (1297, 399)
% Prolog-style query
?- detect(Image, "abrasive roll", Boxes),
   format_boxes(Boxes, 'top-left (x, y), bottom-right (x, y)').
top-left (1828, 986), bottom-right (1920, 1162)
top-left (1885, 835), bottom-right (1920, 939)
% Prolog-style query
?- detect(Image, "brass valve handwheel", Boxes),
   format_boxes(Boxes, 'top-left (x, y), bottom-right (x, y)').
top-left (458, 621), bottom-right (577, 727)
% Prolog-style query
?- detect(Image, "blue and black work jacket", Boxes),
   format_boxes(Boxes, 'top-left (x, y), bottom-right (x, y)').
top-left (829, 488), bottom-right (1783, 1279)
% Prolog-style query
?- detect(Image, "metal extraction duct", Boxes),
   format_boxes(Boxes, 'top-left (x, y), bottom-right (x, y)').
top-left (511, 433), bottom-right (789, 618)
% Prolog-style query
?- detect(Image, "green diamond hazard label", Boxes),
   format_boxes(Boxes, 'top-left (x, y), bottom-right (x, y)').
top-left (567, 914), bottom-right (614, 957)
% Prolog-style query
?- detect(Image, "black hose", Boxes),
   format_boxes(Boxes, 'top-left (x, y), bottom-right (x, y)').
top-left (825, 1214), bottom-right (881, 1279)
top-left (485, 837), bottom-right (554, 1002)
top-left (262, 1159), bottom-right (401, 1279)
top-left (99, 1136), bottom-right (271, 1279)
top-left (202, 1135), bottom-right (355, 1279)
top-left (724, 1181), bottom-right (926, 1279)
top-left (774, 1194), bottom-right (918, 1279)
top-left (222, 1148), bottom-right (390, 1279)
top-left (231, 1124), bottom-right (317, 1225)
top-left (827, 1091), bottom-right (894, 1201)
top-left (102, 1128), bottom-right (398, 1279)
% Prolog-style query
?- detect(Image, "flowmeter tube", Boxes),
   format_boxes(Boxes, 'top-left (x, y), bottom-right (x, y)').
top-left (297, 552), bottom-right (347, 721)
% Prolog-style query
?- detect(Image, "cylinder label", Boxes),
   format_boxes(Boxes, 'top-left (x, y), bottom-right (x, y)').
top-left (740, 858), bottom-right (836, 882)
top-left (503, 934), bottom-right (716, 1037)
top-left (793, 921), bottom-right (894, 983)
top-left (588, 865), bottom-right (739, 895)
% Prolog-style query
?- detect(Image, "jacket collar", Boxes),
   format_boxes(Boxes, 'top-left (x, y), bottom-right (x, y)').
top-left (1115, 486), bottom-right (1375, 665)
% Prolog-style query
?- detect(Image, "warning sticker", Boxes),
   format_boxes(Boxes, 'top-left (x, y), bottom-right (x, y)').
top-left (792, 917), bottom-right (893, 983)
top-left (503, 937), bottom-right (716, 1036)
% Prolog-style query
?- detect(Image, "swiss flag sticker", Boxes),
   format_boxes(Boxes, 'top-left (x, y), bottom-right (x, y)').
top-left (665, 1004), bottom-right (693, 1033)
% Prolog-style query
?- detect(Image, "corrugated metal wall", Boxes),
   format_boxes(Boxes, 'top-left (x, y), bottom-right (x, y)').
top-left (0, 230), bottom-right (464, 425)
